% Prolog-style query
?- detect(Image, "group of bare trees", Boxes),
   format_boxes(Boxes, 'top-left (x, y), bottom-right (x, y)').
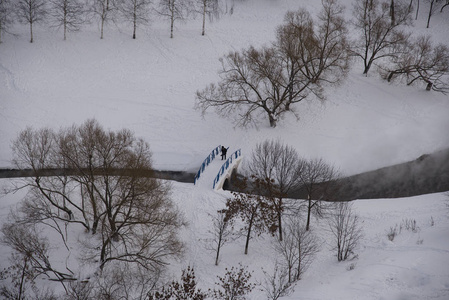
top-left (196, 0), bottom-right (350, 128)
top-left (352, 0), bottom-right (449, 92)
top-left (0, 0), bottom-right (231, 42)
top-left (1, 119), bottom-right (185, 299)
top-left (206, 139), bottom-right (364, 295)
top-left (196, 0), bottom-right (449, 128)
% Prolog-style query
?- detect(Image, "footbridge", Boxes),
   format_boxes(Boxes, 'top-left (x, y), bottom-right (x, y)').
top-left (194, 146), bottom-right (243, 190)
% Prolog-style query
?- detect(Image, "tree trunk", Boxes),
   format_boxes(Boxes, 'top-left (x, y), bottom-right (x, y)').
top-left (295, 247), bottom-right (302, 281)
top-left (100, 237), bottom-right (111, 270)
top-left (170, 13), bottom-right (174, 38)
top-left (306, 196), bottom-right (311, 231)
top-left (215, 244), bottom-right (220, 266)
top-left (64, 20), bottom-right (67, 41)
top-left (18, 256), bottom-right (29, 300)
top-left (133, 5), bottom-right (137, 39)
top-left (268, 114), bottom-right (277, 128)
top-left (387, 71), bottom-right (395, 82)
top-left (390, 0), bottom-right (395, 25)
top-left (426, 81), bottom-right (433, 91)
top-left (427, 1), bottom-right (434, 28)
top-left (244, 214), bottom-right (254, 255)
top-left (202, 0), bottom-right (206, 36)
top-left (30, 21), bottom-right (33, 43)
top-left (415, 0), bottom-right (419, 20)
top-left (278, 199), bottom-right (283, 241)
top-left (101, 17), bottom-right (104, 39)
top-left (92, 217), bottom-right (99, 234)
top-left (363, 60), bottom-right (373, 75)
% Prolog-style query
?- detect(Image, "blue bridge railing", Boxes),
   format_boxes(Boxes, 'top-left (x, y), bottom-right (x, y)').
top-left (194, 145), bottom-right (221, 185)
top-left (213, 149), bottom-right (242, 189)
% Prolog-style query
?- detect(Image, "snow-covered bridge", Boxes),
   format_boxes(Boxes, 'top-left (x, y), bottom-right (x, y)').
top-left (194, 146), bottom-right (242, 190)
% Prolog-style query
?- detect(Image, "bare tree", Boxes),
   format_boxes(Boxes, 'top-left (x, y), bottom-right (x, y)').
top-left (274, 217), bottom-right (320, 283)
top-left (16, 0), bottom-right (47, 43)
top-left (196, 0), bottom-right (349, 128)
top-left (91, 0), bottom-right (117, 39)
top-left (224, 177), bottom-right (276, 255)
top-left (196, 45), bottom-right (286, 128)
top-left (0, 0), bottom-right (14, 43)
top-left (118, 0), bottom-right (152, 39)
top-left (10, 119), bottom-right (185, 275)
top-left (328, 202), bottom-right (364, 261)
top-left (12, 127), bottom-right (92, 232)
top-left (351, 0), bottom-right (412, 74)
top-left (295, 158), bottom-right (340, 231)
top-left (276, 0), bottom-right (350, 111)
top-left (246, 139), bottom-right (300, 241)
top-left (49, 0), bottom-right (86, 40)
top-left (384, 34), bottom-right (449, 93)
top-left (194, 0), bottom-right (220, 36)
top-left (208, 210), bottom-right (234, 266)
top-left (156, 0), bottom-right (188, 38)
top-left (261, 263), bottom-right (295, 300)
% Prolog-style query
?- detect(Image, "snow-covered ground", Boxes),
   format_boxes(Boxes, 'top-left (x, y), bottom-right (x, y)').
top-left (1, 0), bottom-right (449, 299)
top-left (1, 0), bottom-right (448, 176)
top-left (0, 178), bottom-right (448, 299)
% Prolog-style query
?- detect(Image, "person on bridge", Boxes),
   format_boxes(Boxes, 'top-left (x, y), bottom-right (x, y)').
top-left (221, 146), bottom-right (229, 160)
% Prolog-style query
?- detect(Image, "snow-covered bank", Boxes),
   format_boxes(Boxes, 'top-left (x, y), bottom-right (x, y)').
top-left (0, 178), bottom-right (448, 299)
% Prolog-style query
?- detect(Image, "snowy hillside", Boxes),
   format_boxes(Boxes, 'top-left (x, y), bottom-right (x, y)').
top-left (1, 0), bottom-right (449, 299)
top-left (0, 178), bottom-right (448, 299)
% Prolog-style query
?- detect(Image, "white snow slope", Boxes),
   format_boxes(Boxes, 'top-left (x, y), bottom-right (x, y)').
top-left (1, 0), bottom-right (449, 299)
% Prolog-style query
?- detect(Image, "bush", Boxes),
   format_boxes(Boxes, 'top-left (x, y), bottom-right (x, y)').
top-left (210, 264), bottom-right (256, 300)
top-left (328, 202), bottom-right (363, 262)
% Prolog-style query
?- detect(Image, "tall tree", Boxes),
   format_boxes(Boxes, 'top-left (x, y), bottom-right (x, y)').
top-left (224, 177), bottom-right (276, 255)
top-left (49, 0), bottom-right (86, 40)
top-left (91, 0), bottom-right (117, 39)
top-left (296, 158), bottom-right (340, 231)
top-left (328, 202), bottom-right (363, 261)
top-left (208, 210), bottom-right (234, 266)
top-left (195, 0), bottom-right (220, 36)
top-left (11, 119), bottom-right (185, 274)
top-left (118, 0), bottom-right (152, 39)
top-left (156, 0), bottom-right (188, 38)
top-left (276, 0), bottom-right (350, 111)
top-left (246, 139), bottom-right (300, 241)
top-left (196, 0), bottom-right (350, 127)
top-left (351, 0), bottom-right (412, 74)
top-left (16, 0), bottom-right (47, 43)
top-left (274, 217), bottom-right (320, 283)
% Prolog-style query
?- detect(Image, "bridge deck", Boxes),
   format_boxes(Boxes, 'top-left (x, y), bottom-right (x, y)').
top-left (195, 148), bottom-right (242, 190)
